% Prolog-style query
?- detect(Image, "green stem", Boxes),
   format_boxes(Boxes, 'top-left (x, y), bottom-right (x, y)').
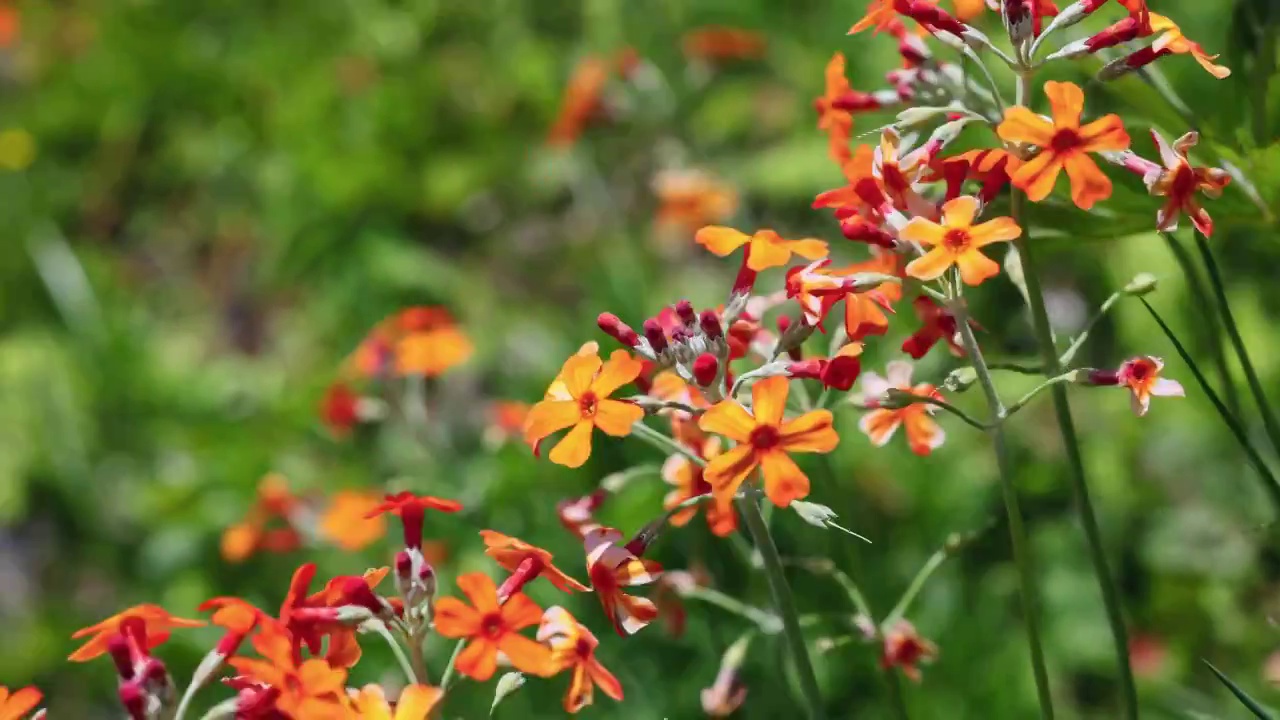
top-left (785, 557), bottom-right (874, 622)
top-left (631, 421), bottom-right (707, 466)
top-left (439, 638), bottom-right (467, 691)
top-left (1010, 191), bottom-right (1136, 719)
top-left (1140, 298), bottom-right (1280, 511)
top-left (1058, 290), bottom-right (1124, 367)
top-left (1192, 233), bottom-right (1280, 460)
top-left (1004, 373), bottom-right (1077, 419)
top-left (737, 495), bottom-right (826, 719)
top-left (914, 395), bottom-right (991, 430)
top-left (409, 628), bottom-right (429, 684)
top-left (949, 287), bottom-right (1056, 720)
top-left (989, 361), bottom-right (1045, 375)
top-left (1162, 233), bottom-right (1242, 420)
top-left (372, 621), bottom-right (420, 684)
top-left (681, 585), bottom-right (783, 633)
top-left (882, 548), bottom-right (948, 630)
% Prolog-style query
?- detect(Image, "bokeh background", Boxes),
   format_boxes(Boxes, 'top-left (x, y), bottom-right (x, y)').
top-left (3, 0), bottom-right (1279, 717)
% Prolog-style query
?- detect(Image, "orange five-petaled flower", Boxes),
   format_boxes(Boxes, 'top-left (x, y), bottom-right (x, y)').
top-left (997, 81), bottom-right (1129, 209)
top-left (433, 572), bottom-right (553, 681)
top-left (480, 530), bottom-right (589, 593)
top-left (350, 683), bottom-right (443, 720)
top-left (228, 619), bottom-right (350, 719)
top-left (856, 361), bottom-right (946, 456)
top-left (902, 196), bottom-right (1022, 286)
top-left (584, 527), bottom-right (663, 636)
top-left (69, 604), bottom-right (205, 662)
top-left (0, 685), bottom-right (42, 720)
top-left (1147, 130), bottom-right (1230, 237)
top-left (696, 226), bottom-right (828, 272)
top-left (698, 375), bottom-right (839, 509)
top-left (538, 606), bottom-right (624, 713)
top-left (524, 350), bottom-right (645, 468)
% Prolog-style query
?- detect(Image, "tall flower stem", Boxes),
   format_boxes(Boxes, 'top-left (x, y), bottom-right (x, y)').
top-left (948, 285), bottom-right (1055, 720)
top-left (1161, 233), bottom-right (1242, 418)
top-left (1192, 233), bottom-right (1280, 460)
top-left (1008, 67), bottom-right (1137, 719)
top-left (737, 494), bottom-right (827, 720)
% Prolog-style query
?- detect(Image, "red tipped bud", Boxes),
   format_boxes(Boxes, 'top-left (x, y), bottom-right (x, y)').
top-left (339, 577), bottom-right (385, 615)
top-left (598, 313), bottom-right (640, 348)
top-left (731, 249), bottom-right (758, 297)
top-left (107, 634), bottom-right (136, 680)
top-left (674, 300), bottom-right (697, 326)
top-left (787, 359), bottom-right (826, 380)
top-left (699, 310), bottom-right (723, 340)
top-left (831, 91), bottom-right (882, 112)
top-left (841, 218), bottom-right (896, 248)
top-left (1087, 369), bottom-right (1122, 386)
top-left (907, 1), bottom-right (969, 36)
top-left (643, 319), bottom-right (669, 354)
top-left (692, 353), bottom-right (719, 387)
top-left (119, 682), bottom-right (148, 720)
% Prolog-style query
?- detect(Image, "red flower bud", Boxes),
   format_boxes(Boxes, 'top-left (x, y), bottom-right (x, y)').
top-left (841, 217), bottom-right (896, 248)
top-left (907, 1), bottom-right (968, 36)
top-left (822, 354), bottom-right (862, 391)
top-left (107, 634), bottom-right (136, 680)
top-left (643, 319), bottom-right (669, 353)
top-left (787, 359), bottom-right (827, 380)
top-left (692, 353), bottom-right (719, 386)
top-left (339, 577), bottom-right (385, 615)
top-left (731, 252), bottom-right (758, 298)
top-left (831, 91), bottom-right (881, 112)
top-left (119, 682), bottom-right (148, 720)
top-left (699, 309), bottom-right (723, 340)
top-left (598, 313), bottom-right (640, 348)
top-left (674, 300), bottom-right (697, 326)
top-left (1088, 369), bottom-right (1122, 386)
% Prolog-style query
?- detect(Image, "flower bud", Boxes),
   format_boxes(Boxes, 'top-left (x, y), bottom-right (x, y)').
top-left (118, 682), bottom-right (149, 720)
top-left (598, 313), bottom-right (640, 348)
top-left (786, 359), bottom-right (826, 381)
top-left (642, 319), bottom-right (669, 354)
top-left (907, 0), bottom-right (968, 37)
top-left (107, 635), bottom-right (137, 680)
top-left (822, 350), bottom-right (862, 391)
top-left (692, 353), bottom-right (719, 386)
top-left (896, 105), bottom-right (951, 128)
top-left (674, 300), bottom-right (697, 326)
top-left (338, 577), bottom-right (388, 616)
top-left (731, 252), bottom-right (759, 299)
top-left (774, 316), bottom-right (812, 361)
top-left (841, 217), bottom-right (897, 248)
top-left (1123, 273), bottom-right (1158, 297)
top-left (1085, 368), bottom-right (1121, 386)
top-left (943, 366), bottom-right (978, 392)
top-left (395, 550), bottom-right (415, 598)
top-left (1003, 0), bottom-right (1032, 47)
top-left (699, 309), bottom-right (723, 340)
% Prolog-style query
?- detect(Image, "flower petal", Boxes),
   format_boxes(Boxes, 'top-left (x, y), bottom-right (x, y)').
top-left (559, 353), bottom-right (603, 398)
top-left (590, 350), bottom-right (643, 397)
top-left (1150, 377), bottom-right (1185, 397)
top-left (456, 638), bottom-right (499, 681)
top-left (940, 196), bottom-right (979, 227)
top-left (703, 444), bottom-right (759, 506)
top-left (501, 591), bottom-right (545, 630)
top-left (593, 399), bottom-right (643, 437)
top-left (967, 217), bottom-right (1022, 247)
top-left (498, 633), bottom-right (555, 677)
top-left (394, 685), bottom-right (444, 720)
top-left (549, 420), bottom-right (595, 468)
top-left (1063, 153), bottom-right (1112, 210)
top-left (904, 411), bottom-right (945, 455)
top-left (905, 248), bottom-right (955, 282)
top-left (779, 410), bottom-right (838, 452)
top-left (759, 451), bottom-right (810, 507)
top-left (746, 233), bottom-right (793, 270)
top-left (456, 572), bottom-right (499, 614)
top-left (695, 226), bottom-right (751, 256)
top-left (522, 400), bottom-right (581, 444)
top-left (1079, 114), bottom-right (1130, 152)
top-left (698, 401), bottom-right (756, 443)
top-left (783, 238), bottom-right (829, 260)
top-left (955, 250), bottom-right (1001, 286)
top-left (563, 666), bottom-right (594, 713)
top-left (1011, 152), bottom-right (1063, 202)
top-left (588, 657), bottom-right (625, 701)
top-left (751, 376), bottom-right (790, 427)
top-left (859, 408), bottom-right (902, 446)
top-left (899, 217), bottom-right (946, 247)
top-left (1043, 80), bottom-right (1083, 129)
top-left (996, 106), bottom-right (1055, 146)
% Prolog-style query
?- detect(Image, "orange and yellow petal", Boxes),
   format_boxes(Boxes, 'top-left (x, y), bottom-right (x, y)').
top-left (394, 684), bottom-right (444, 720)
top-left (778, 410), bottom-right (838, 452)
top-left (588, 657), bottom-right (625, 701)
top-left (1011, 152), bottom-right (1063, 202)
top-left (782, 238), bottom-right (829, 260)
top-left (456, 572), bottom-right (500, 614)
top-left (1078, 114), bottom-right (1129, 152)
top-left (558, 354), bottom-right (603, 399)
top-left (954, 250), bottom-right (1001, 286)
top-left (0, 686), bottom-right (42, 718)
top-left (695, 226), bottom-right (751, 256)
top-left (1063, 153), bottom-right (1112, 210)
top-left (524, 400), bottom-right (582, 444)
top-left (745, 233), bottom-right (794, 270)
top-left (859, 408), bottom-right (902, 446)
top-left (590, 350), bottom-right (643, 397)
top-left (899, 218), bottom-right (947, 247)
top-left (997, 107), bottom-right (1055, 147)
top-left (698, 401), bottom-right (756, 443)
top-left (703, 444), bottom-right (759, 505)
top-left (498, 632), bottom-right (557, 677)
top-left (456, 638), bottom-right (500, 681)
top-left (967, 217), bottom-right (1022, 247)
top-left (750, 376), bottom-right (790, 427)
top-left (905, 248), bottom-right (956, 282)
top-left (432, 598), bottom-right (482, 638)
top-left (758, 451), bottom-right (811, 508)
top-left (500, 592), bottom-right (546, 630)
top-left (549, 420), bottom-right (596, 468)
top-left (593, 399), bottom-right (643, 437)
top-left (904, 411), bottom-right (945, 455)
top-left (1043, 80), bottom-right (1084, 129)
top-left (940, 196), bottom-right (979, 228)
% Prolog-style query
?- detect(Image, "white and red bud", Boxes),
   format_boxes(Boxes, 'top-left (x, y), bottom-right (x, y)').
top-left (642, 319), bottom-right (670, 354)
top-left (786, 359), bottom-right (827, 381)
top-left (841, 217), bottom-right (897, 248)
top-left (1097, 46), bottom-right (1168, 81)
top-left (597, 313), bottom-right (641, 348)
top-left (119, 682), bottom-right (149, 720)
top-left (674, 300), bottom-right (697, 326)
top-left (692, 353), bottom-right (719, 386)
top-left (1003, 0), bottom-right (1033, 46)
top-left (699, 310), bottom-right (723, 340)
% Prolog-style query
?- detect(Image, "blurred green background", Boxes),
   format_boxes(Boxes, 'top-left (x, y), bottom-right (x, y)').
top-left (3, 0), bottom-right (1280, 717)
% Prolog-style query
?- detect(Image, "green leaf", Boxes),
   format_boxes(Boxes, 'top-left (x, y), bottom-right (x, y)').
top-left (1203, 659), bottom-right (1274, 719)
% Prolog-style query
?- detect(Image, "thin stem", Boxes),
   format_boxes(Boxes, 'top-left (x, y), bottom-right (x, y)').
top-left (371, 621), bottom-right (419, 684)
top-left (949, 288), bottom-right (1056, 720)
top-left (917, 395), bottom-right (990, 430)
top-left (1011, 194), bottom-right (1135, 718)
top-left (1191, 233), bottom-right (1280, 460)
top-left (409, 628), bottom-right (429, 684)
top-left (1058, 290), bottom-right (1124, 367)
top-left (1004, 373), bottom-right (1077, 419)
top-left (439, 638), bottom-right (467, 691)
top-left (988, 361), bottom-right (1045, 375)
top-left (1161, 233), bottom-right (1242, 419)
top-left (785, 557), bottom-right (874, 622)
top-left (680, 585), bottom-right (783, 634)
top-left (1140, 298), bottom-right (1280, 510)
top-left (630, 421), bottom-right (707, 467)
top-left (882, 548), bottom-right (949, 630)
top-left (173, 683), bottom-right (202, 720)
top-left (737, 495), bottom-right (826, 719)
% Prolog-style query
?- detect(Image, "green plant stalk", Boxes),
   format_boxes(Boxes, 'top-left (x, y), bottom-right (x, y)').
top-left (1141, 298), bottom-right (1280, 510)
top-left (1058, 289), bottom-right (1123, 367)
top-left (1008, 68), bottom-right (1137, 713)
top-left (1191, 233), bottom-right (1280, 460)
top-left (439, 638), bottom-right (468, 691)
top-left (1204, 659), bottom-right (1274, 719)
top-left (1004, 373), bottom-right (1077, 418)
top-left (1162, 233), bottom-right (1242, 419)
top-left (371, 621), bottom-right (420, 685)
top-left (882, 547), bottom-right (949, 630)
top-left (737, 494), bottom-right (827, 720)
top-left (681, 585), bottom-right (783, 633)
top-left (949, 285), bottom-right (1055, 720)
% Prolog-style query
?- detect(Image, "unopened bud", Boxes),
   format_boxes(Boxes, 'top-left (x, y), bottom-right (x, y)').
top-left (491, 672), bottom-right (528, 716)
top-left (1084, 368), bottom-right (1120, 386)
top-left (944, 366), bottom-right (978, 392)
top-left (642, 319), bottom-right (669, 354)
top-left (775, 315), bottom-right (813, 361)
top-left (791, 500), bottom-right (840, 528)
top-left (1003, 0), bottom-right (1032, 46)
top-left (598, 313), bottom-right (640, 348)
top-left (731, 253), bottom-right (759, 299)
top-left (907, 0), bottom-right (968, 37)
top-left (107, 635), bottom-right (137, 680)
top-left (692, 353), bottom-right (719, 386)
top-left (841, 217), bottom-right (896, 248)
top-left (334, 604), bottom-right (377, 625)
top-left (699, 309), bottom-right (723, 340)
top-left (1123, 273), bottom-right (1158, 296)
top-left (395, 550), bottom-right (414, 597)
top-left (119, 682), bottom-right (148, 720)
top-left (787, 359), bottom-right (826, 381)
top-left (674, 300), bottom-right (697, 326)
top-left (896, 105), bottom-right (951, 127)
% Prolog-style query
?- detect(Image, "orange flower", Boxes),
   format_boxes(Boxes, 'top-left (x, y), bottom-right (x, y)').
top-left (698, 376), bottom-right (838, 508)
top-left (652, 169), bottom-right (739, 235)
top-left (199, 597), bottom-right (265, 656)
top-left (881, 620), bottom-right (938, 681)
top-left (348, 307), bottom-right (472, 379)
top-left (696, 226), bottom-right (828, 272)
top-left (0, 686), bottom-right (41, 720)
top-left (229, 619), bottom-right (350, 719)
top-left (318, 490), bottom-right (387, 552)
top-left (395, 321), bottom-right (473, 378)
top-left (997, 81), bottom-right (1130, 209)
top-left (681, 27), bottom-right (767, 62)
top-left (1146, 131), bottom-right (1230, 237)
top-left (902, 196), bottom-right (1022, 286)
top-left (856, 361), bottom-right (945, 455)
top-left (901, 296), bottom-right (967, 359)
top-left (366, 491), bottom-right (463, 550)
top-left (278, 563), bottom-right (390, 668)
top-left (1091, 356), bottom-right (1185, 416)
top-left (69, 605), bottom-right (205, 662)
top-left (538, 606), bottom-right (624, 713)
top-left (1149, 12), bottom-right (1230, 79)
top-left (583, 528), bottom-right (662, 636)
top-left (220, 473), bottom-right (302, 563)
top-left (484, 401), bottom-right (530, 449)
top-left (925, 148), bottom-right (1022, 205)
top-left (548, 56), bottom-right (612, 147)
top-left (524, 350), bottom-right (645, 468)
top-left (849, 0), bottom-right (910, 34)
top-left (350, 684), bottom-right (443, 720)
top-left (815, 53), bottom-right (854, 165)
top-left (827, 248), bottom-right (903, 341)
top-left (481, 530), bottom-right (589, 593)
top-left (433, 572), bottom-right (553, 680)
top-left (949, 0), bottom-right (986, 21)
top-left (663, 431), bottom-right (737, 537)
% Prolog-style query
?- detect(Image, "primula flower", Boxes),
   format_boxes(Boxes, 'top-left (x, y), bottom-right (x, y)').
top-left (902, 196), bottom-right (1022, 286)
top-left (199, 597), bottom-right (266, 657)
top-left (696, 226), bottom-right (828, 272)
top-left (699, 376), bottom-right (839, 508)
top-left (548, 56), bottom-right (612, 147)
top-left (349, 684), bottom-right (443, 720)
top-left (433, 572), bottom-right (553, 681)
top-left (524, 349), bottom-right (645, 468)
top-left (347, 307), bottom-right (472, 379)
top-left (902, 296), bottom-right (967, 359)
top-left (926, 148), bottom-right (1021, 204)
top-left (652, 169), bottom-right (739, 236)
top-left (0, 686), bottom-right (42, 720)
top-left (318, 490), bottom-right (386, 552)
top-left (366, 491), bottom-right (464, 550)
top-left (882, 620), bottom-right (938, 681)
top-left (997, 81), bottom-right (1129, 209)
top-left (815, 53), bottom-right (855, 165)
top-left (484, 401), bottom-right (530, 449)
top-left (584, 527), bottom-right (663, 636)
top-left (1145, 131), bottom-right (1230, 237)
top-left (481, 530), bottom-right (590, 596)
top-left (1089, 356), bottom-right (1185, 416)
top-left (221, 473), bottom-right (302, 563)
top-left (663, 431), bottom-right (738, 537)
top-left (228, 620), bottom-right (350, 719)
top-left (279, 564), bottom-right (391, 668)
top-left (681, 27), bottom-right (767, 62)
top-left (856, 361), bottom-right (946, 455)
top-left (70, 605), bottom-right (205, 662)
top-left (1149, 12), bottom-right (1230, 79)
top-left (849, 0), bottom-right (911, 34)
top-left (557, 491), bottom-right (607, 539)
top-left (829, 249), bottom-right (903, 341)
top-left (538, 606), bottom-right (624, 713)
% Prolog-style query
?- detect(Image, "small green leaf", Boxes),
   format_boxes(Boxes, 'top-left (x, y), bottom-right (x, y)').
top-left (1203, 659), bottom-right (1274, 719)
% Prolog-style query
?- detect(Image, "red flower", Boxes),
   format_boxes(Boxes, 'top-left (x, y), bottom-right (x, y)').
top-left (366, 492), bottom-right (463, 550)
top-left (881, 620), bottom-right (938, 681)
